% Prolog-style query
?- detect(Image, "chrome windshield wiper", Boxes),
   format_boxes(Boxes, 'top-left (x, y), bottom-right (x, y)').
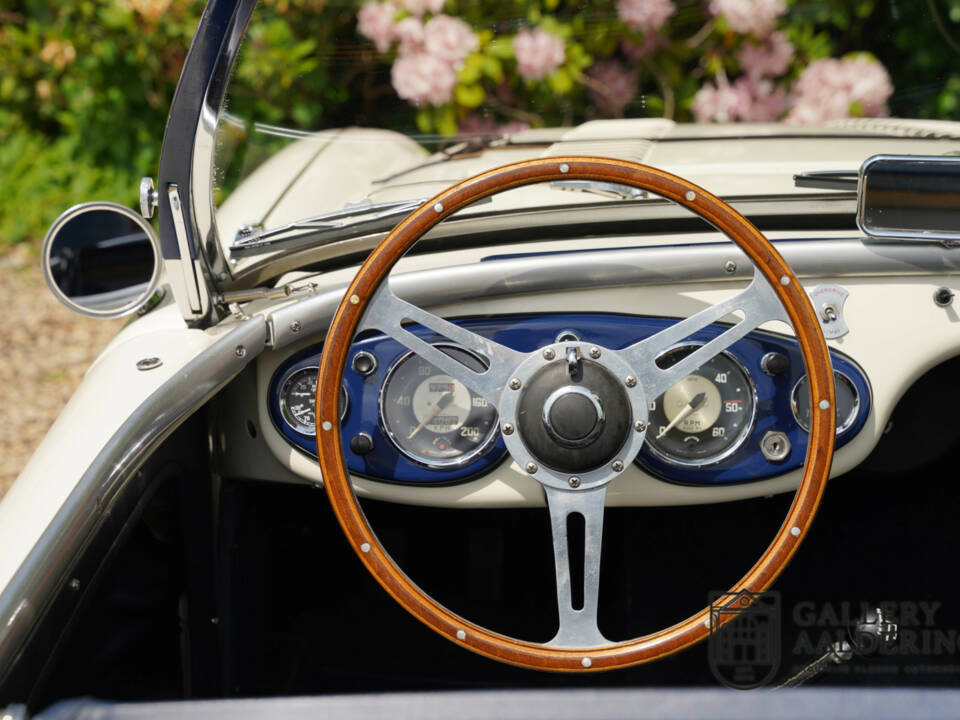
top-left (230, 195), bottom-right (494, 258)
top-left (230, 198), bottom-right (425, 256)
top-left (232, 198), bottom-right (425, 250)
top-left (793, 171), bottom-right (859, 191)
top-left (549, 180), bottom-right (648, 200)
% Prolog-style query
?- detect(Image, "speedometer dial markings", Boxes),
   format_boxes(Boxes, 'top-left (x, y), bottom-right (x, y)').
top-left (381, 345), bottom-right (499, 468)
top-left (645, 345), bottom-right (756, 466)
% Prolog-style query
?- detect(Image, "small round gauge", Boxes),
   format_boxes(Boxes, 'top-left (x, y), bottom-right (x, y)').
top-left (380, 345), bottom-right (499, 468)
top-left (645, 346), bottom-right (756, 466)
top-left (278, 366), bottom-right (347, 436)
top-left (791, 371), bottom-right (859, 434)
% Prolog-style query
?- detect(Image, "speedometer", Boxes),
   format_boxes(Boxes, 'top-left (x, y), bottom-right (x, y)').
top-left (380, 345), bottom-right (499, 469)
top-left (644, 345), bottom-right (756, 466)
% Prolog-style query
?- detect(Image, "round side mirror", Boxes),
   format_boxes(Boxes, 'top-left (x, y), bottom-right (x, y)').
top-left (42, 202), bottom-right (163, 318)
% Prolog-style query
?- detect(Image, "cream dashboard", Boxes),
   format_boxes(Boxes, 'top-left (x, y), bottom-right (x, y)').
top-left (212, 232), bottom-right (960, 508)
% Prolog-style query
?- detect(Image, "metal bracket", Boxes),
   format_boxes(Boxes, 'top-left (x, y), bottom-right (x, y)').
top-left (808, 284), bottom-right (850, 339)
top-left (167, 185), bottom-right (203, 315)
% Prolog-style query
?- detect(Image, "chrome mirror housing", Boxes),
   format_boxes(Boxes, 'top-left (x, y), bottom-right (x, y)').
top-left (41, 202), bottom-right (163, 319)
top-left (858, 154), bottom-right (960, 244)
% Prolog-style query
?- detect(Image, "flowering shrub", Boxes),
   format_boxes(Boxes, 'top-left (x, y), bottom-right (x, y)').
top-left (354, 0), bottom-right (900, 134)
top-left (3, 0), bottom-right (960, 249)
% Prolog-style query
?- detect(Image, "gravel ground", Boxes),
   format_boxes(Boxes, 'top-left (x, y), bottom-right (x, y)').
top-left (0, 246), bottom-right (123, 498)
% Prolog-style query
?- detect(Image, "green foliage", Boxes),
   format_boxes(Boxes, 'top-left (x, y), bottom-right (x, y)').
top-left (4, 0), bottom-right (960, 251)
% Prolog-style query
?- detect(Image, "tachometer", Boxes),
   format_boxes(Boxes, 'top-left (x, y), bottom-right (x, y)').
top-left (644, 345), bottom-right (756, 466)
top-left (380, 345), bottom-right (499, 468)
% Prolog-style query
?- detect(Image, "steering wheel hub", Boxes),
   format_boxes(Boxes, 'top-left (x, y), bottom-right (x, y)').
top-left (517, 359), bottom-right (631, 473)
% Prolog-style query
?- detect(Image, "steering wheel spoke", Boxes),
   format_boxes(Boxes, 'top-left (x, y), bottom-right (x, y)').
top-left (623, 273), bottom-right (789, 400)
top-left (359, 282), bottom-right (527, 404)
top-left (544, 484), bottom-right (610, 648)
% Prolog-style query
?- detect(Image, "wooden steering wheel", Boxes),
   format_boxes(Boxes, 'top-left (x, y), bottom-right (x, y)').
top-left (316, 157), bottom-right (835, 672)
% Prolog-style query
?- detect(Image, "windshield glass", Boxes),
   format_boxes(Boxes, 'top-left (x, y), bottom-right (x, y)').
top-left (213, 1), bottom-right (960, 258)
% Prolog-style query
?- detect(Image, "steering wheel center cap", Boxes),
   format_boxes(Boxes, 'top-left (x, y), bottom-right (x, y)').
top-left (543, 386), bottom-right (604, 448)
top-left (515, 356), bottom-right (632, 474)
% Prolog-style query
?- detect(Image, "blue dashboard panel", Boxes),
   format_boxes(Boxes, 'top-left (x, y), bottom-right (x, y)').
top-left (267, 314), bottom-right (870, 487)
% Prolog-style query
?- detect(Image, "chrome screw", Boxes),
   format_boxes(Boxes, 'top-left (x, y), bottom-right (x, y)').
top-left (525, 462), bottom-right (539, 474)
top-left (543, 348), bottom-right (556, 360)
top-left (136, 357), bottom-right (162, 371)
top-left (568, 476), bottom-right (582, 488)
top-left (724, 260), bottom-right (737, 273)
top-left (502, 423), bottom-right (515, 435)
top-left (509, 378), bottom-right (522, 390)
top-left (612, 460), bottom-right (624, 472)
top-left (589, 347), bottom-right (601, 359)
top-left (634, 420), bottom-right (646, 432)
top-left (235, 345), bottom-right (247, 358)
top-left (289, 320), bottom-right (302, 333)
top-left (624, 375), bottom-right (637, 388)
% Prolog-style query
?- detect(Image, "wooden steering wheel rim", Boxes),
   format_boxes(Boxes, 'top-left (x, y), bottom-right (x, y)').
top-left (316, 157), bottom-right (835, 672)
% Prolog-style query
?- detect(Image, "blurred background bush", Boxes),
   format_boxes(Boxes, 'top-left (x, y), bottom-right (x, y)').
top-left (3, 0), bottom-right (960, 253)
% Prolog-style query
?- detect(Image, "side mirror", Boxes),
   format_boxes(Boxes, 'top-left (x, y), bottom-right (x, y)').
top-left (42, 202), bottom-right (163, 318)
top-left (858, 154), bottom-right (960, 243)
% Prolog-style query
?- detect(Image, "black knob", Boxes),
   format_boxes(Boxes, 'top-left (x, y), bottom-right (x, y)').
top-left (351, 351), bottom-right (377, 376)
top-left (349, 433), bottom-right (374, 455)
top-left (761, 352), bottom-right (789, 376)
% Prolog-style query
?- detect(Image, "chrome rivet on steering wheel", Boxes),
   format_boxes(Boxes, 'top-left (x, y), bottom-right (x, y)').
top-left (819, 399), bottom-right (831, 410)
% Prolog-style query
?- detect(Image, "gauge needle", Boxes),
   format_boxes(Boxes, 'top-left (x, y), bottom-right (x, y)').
top-left (656, 391), bottom-right (707, 439)
top-left (408, 391), bottom-right (455, 439)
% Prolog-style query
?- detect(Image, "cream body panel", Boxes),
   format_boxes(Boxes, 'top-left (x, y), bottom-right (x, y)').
top-left (0, 302), bottom-right (230, 592)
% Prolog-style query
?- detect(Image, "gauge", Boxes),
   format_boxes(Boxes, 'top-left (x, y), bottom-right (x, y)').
top-left (278, 366), bottom-right (348, 435)
top-left (644, 345), bottom-right (756, 466)
top-left (380, 345), bottom-right (499, 468)
top-left (791, 371), bottom-right (859, 434)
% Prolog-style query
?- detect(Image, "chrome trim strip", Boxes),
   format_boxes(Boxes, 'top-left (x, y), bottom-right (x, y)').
top-left (0, 316), bottom-right (267, 679)
top-left (267, 237), bottom-right (960, 351)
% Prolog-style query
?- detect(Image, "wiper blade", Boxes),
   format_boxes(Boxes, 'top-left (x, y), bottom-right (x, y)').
top-left (373, 135), bottom-right (510, 185)
top-left (793, 171), bottom-right (859, 191)
top-left (550, 180), bottom-right (648, 200)
top-left (232, 198), bottom-right (425, 250)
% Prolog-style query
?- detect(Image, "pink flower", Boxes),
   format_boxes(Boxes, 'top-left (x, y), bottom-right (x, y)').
top-left (391, 52), bottom-right (457, 106)
top-left (514, 28), bottom-right (565, 81)
top-left (424, 14), bottom-right (478, 68)
top-left (395, 16), bottom-right (425, 55)
top-left (708, 0), bottom-right (786, 36)
top-left (400, 0), bottom-right (445, 16)
top-left (617, 0), bottom-right (676, 34)
top-left (786, 56), bottom-right (894, 124)
top-left (588, 60), bottom-right (637, 117)
top-left (692, 76), bottom-right (787, 122)
top-left (738, 31), bottom-right (793, 80)
top-left (357, 1), bottom-right (397, 53)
